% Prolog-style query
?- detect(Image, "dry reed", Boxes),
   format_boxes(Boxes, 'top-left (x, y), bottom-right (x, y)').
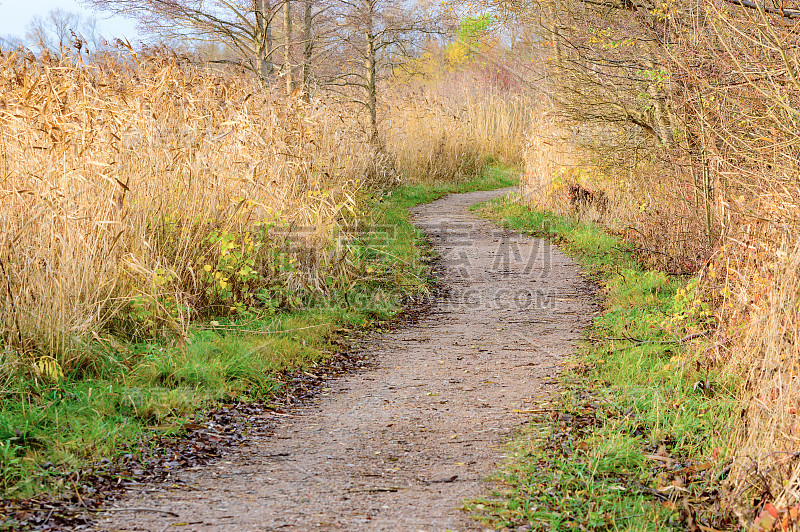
top-left (518, 3), bottom-right (800, 513)
top-left (521, 113), bottom-right (713, 274)
top-left (0, 48), bottom-right (393, 365)
top-left (382, 82), bottom-right (533, 184)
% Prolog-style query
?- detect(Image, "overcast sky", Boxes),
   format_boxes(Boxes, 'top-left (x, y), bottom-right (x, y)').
top-left (0, 0), bottom-right (139, 41)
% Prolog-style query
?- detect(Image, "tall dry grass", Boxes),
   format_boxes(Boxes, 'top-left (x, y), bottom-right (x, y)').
top-left (710, 211), bottom-right (800, 519)
top-left (382, 81), bottom-right (534, 184)
top-left (716, 241), bottom-right (800, 517)
top-left (519, 0), bottom-right (800, 517)
top-left (666, 4), bottom-right (800, 517)
top-left (0, 49), bottom-right (393, 366)
top-left (520, 112), bottom-right (714, 274)
top-left (521, 94), bottom-right (800, 519)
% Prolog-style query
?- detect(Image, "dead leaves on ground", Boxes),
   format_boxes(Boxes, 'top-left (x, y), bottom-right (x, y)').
top-left (494, 386), bottom-right (740, 531)
top-left (0, 351), bottom-right (370, 530)
top-left (752, 503), bottom-right (800, 532)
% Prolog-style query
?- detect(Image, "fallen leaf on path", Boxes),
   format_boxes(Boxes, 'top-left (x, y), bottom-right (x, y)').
top-left (696, 524), bottom-right (726, 532)
top-left (765, 503), bottom-right (779, 519)
top-left (688, 462), bottom-right (711, 473)
top-left (644, 453), bottom-right (676, 465)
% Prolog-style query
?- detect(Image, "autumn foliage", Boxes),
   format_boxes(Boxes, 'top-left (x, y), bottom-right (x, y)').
top-left (500, 0), bottom-right (800, 521)
top-left (0, 37), bottom-right (531, 371)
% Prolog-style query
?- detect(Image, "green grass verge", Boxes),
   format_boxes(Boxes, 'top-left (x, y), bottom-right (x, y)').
top-left (0, 165), bottom-right (517, 499)
top-left (468, 193), bottom-right (739, 531)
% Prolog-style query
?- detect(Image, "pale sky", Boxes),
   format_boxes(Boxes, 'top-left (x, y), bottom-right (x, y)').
top-left (0, 0), bottom-right (140, 41)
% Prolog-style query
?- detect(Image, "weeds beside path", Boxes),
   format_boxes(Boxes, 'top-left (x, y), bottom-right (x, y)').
top-left (3, 171), bottom-right (741, 531)
top-left (97, 182), bottom-right (596, 530)
top-left (470, 194), bottom-right (739, 531)
top-left (0, 168), bottom-right (516, 529)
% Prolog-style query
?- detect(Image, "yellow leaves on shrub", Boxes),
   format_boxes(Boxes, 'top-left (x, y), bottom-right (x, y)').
top-left (34, 356), bottom-right (63, 382)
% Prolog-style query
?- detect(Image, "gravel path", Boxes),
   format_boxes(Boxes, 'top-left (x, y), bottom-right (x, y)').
top-left (98, 188), bottom-right (595, 532)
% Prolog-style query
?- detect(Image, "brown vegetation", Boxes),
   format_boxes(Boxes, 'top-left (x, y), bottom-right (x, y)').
top-left (383, 83), bottom-right (532, 183)
top-left (0, 48), bottom-right (394, 366)
top-left (485, 0), bottom-right (800, 521)
top-left (0, 39), bottom-right (532, 370)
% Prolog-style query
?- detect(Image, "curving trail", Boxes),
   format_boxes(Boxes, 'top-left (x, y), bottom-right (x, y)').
top-left (98, 188), bottom-right (595, 532)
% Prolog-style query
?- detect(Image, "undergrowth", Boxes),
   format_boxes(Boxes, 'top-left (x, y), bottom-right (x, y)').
top-left (469, 193), bottom-right (740, 531)
top-left (0, 166), bottom-right (516, 499)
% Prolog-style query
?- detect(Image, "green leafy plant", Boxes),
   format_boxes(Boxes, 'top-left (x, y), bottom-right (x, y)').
top-left (199, 227), bottom-right (266, 310)
top-left (663, 277), bottom-right (712, 329)
top-left (0, 440), bottom-right (22, 493)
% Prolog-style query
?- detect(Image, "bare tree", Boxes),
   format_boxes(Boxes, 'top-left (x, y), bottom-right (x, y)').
top-left (83, 0), bottom-right (445, 140)
top-left (295, 1), bottom-right (350, 99)
top-left (326, 0), bottom-right (443, 145)
top-left (283, 0), bottom-right (294, 92)
top-left (257, 0), bottom-right (276, 79)
top-left (0, 34), bottom-right (23, 53)
top-left (83, 0), bottom-right (285, 82)
top-left (25, 9), bottom-right (99, 55)
top-left (302, 0), bottom-right (313, 99)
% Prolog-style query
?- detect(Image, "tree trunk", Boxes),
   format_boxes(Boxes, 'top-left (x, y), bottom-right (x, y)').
top-left (254, 0), bottom-right (274, 83)
top-left (266, 2), bottom-right (274, 75)
top-left (284, 0), bottom-right (293, 95)
top-left (364, 0), bottom-right (378, 146)
top-left (550, 0), bottom-right (562, 65)
top-left (688, 128), bottom-right (714, 247)
top-left (646, 58), bottom-right (674, 147)
top-left (302, 0), bottom-right (312, 101)
top-left (701, 149), bottom-right (713, 247)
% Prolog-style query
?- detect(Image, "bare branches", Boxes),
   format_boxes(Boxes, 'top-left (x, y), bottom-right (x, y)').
top-left (316, 0), bottom-right (445, 145)
top-left (83, 0), bottom-right (291, 82)
top-left (722, 0), bottom-right (800, 20)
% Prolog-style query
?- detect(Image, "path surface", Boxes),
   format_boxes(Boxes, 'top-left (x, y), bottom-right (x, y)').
top-left (98, 188), bottom-right (595, 532)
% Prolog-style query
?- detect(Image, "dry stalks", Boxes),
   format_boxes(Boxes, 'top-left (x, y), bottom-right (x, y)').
top-left (523, 0), bottom-right (800, 515)
top-left (520, 112), bottom-right (710, 273)
top-left (382, 82), bottom-right (533, 184)
top-left (667, 4), bottom-right (800, 517)
top-left (0, 49), bottom-right (393, 365)
top-left (519, 108), bottom-right (580, 209)
top-left (719, 241), bottom-right (800, 517)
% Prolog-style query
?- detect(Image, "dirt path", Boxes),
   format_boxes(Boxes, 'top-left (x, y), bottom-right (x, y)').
top-left (98, 188), bottom-right (595, 532)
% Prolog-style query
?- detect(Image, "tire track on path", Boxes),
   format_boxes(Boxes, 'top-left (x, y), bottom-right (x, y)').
top-left (99, 188), bottom-right (595, 532)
